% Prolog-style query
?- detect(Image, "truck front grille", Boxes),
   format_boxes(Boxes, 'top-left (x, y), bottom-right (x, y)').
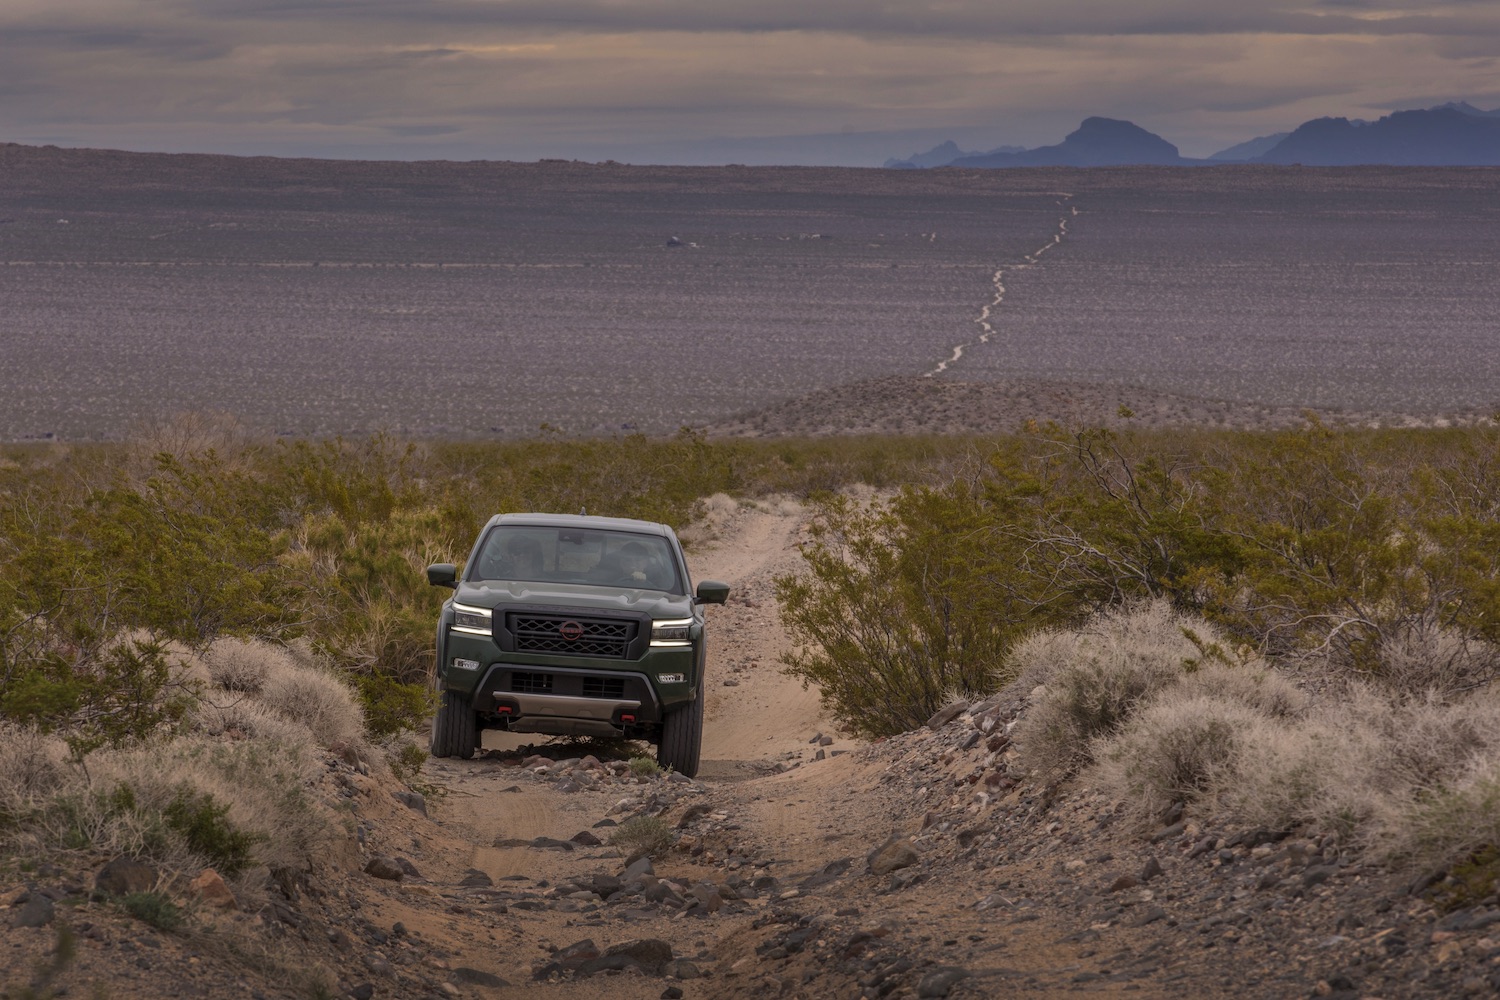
top-left (509, 614), bottom-right (636, 659)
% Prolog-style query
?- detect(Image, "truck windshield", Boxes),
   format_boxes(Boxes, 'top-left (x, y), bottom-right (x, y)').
top-left (468, 526), bottom-right (684, 594)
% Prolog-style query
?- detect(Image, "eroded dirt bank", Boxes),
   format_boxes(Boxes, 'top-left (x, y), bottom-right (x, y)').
top-left (7, 498), bottom-right (1498, 1000)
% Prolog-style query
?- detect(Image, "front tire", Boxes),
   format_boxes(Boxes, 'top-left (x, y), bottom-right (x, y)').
top-left (430, 690), bottom-right (478, 760)
top-left (657, 693), bottom-right (703, 778)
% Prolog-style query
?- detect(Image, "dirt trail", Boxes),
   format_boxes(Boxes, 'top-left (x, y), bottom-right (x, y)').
top-left (399, 495), bottom-right (884, 997)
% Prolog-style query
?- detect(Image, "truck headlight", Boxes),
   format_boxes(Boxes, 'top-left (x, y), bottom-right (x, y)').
top-left (452, 602), bottom-right (492, 635)
top-left (650, 617), bottom-right (693, 646)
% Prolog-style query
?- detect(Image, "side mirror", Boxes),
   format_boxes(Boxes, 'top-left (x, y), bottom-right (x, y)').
top-left (426, 563), bottom-right (458, 589)
top-left (695, 580), bottom-right (730, 605)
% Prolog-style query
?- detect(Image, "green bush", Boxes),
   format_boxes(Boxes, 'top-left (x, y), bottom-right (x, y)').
top-left (628, 756), bottom-right (662, 777)
top-left (162, 787), bottom-right (263, 878)
top-left (120, 891), bottom-right (184, 931)
top-left (778, 471), bottom-right (1065, 738)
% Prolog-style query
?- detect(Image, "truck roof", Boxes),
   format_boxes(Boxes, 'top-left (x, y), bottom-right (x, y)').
top-left (485, 512), bottom-right (671, 536)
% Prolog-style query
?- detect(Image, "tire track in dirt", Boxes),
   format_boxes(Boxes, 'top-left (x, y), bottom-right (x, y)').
top-left (922, 195), bottom-right (1077, 378)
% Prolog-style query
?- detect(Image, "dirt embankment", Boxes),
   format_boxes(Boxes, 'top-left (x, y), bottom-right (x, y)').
top-left (7, 498), bottom-right (1497, 1000)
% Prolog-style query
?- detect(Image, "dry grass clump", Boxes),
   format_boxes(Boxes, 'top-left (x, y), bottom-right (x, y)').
top-left (1092, 696), bottom-right (1271, 821)
top-left (1077, 645), bottom-right (1500, 876)
top-left (193, 697), bottom-right (318, 754)
top-left (256, 658), bottom-right (366, 749)
top-left (0, 723), bottom-right (69, 820)
top-left (1371, 623), bottom-right (1500, 697)
top-left (1172, 662), bottom-right (1307, 719)
top-left (0, 728), bottom-right (330, 901)
top-left (201, 637), bottom-right (298, 694)
top-left (610, 815), bottom-right (674, 859)
top-left (1010, 601), bottom-right (1235, 781)
top-left (1005, 600), bottom-right (1500, 875)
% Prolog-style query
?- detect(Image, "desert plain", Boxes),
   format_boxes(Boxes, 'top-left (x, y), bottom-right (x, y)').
top-left (2, 145), bottom-right (1498, 440)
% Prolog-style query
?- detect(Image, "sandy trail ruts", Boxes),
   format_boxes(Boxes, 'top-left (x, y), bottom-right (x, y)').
top-left (922, 195), bottom-right (1076, 378)
top-left (690, 495), bottom-right (844, 775)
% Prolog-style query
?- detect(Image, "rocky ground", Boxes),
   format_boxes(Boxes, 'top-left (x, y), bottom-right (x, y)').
top-left (7, 497), bottom-right (1500, 999)
top-left (703, 375), bottom-right (1498, 437)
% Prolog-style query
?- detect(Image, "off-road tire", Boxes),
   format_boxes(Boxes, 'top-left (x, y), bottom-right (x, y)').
top-left (657, 693), bottom-right (703, 777)
top-left (430, 690), bottom-right (478, 760)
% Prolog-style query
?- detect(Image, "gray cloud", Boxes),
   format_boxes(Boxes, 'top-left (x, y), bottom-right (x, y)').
top-left (1, 1), bottom-right (1499, 162)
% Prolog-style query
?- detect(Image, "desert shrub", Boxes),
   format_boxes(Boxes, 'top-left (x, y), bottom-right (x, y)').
top-left (610, 815), bottom-right (673, 858)
top-left (387, 742), bottom-right (429, 785)
top-left (779, 473), bottom-right (1066, 738)
top-left (1093, 695), bottom-right (1270, 821)
top-left (120, 891), bottom-right (184, 932)
top-left (0, 735), bottom-right (330, 884)
top-left (126, 410), bottom-right (254, 477)
top-left (1394, 760), bottom-right (1500, 871)
top-left (628, 756), bottom-right (662, 778)
top-left (0, 724), bottom-right (67, 802)
top-left (162, 787), bottom-right (265, 878)
top-left (193, 696), bottom-right (317, 752)
top-left (1173, 662), bottom-right (1308, 719)
top-left (1010, 602), bottom-right (1215, 780)
top-left (1367, 623), bottom-right (1500, 698)
top-left (0, 636), bottom-right (199, 759)
top-left (202, 637), bottom-right (292, 694)
top-left (257, 661), bottom-right (366, 749)
top-left (353, 673), bottom-right (433, 739)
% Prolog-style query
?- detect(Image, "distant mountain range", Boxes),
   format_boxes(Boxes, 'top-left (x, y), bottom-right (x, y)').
top-left (885, 103), bottom-right (1500, 168)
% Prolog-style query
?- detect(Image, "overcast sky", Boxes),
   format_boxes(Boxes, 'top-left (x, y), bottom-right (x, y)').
top-left (4, 1), bottom-right (1499, 164)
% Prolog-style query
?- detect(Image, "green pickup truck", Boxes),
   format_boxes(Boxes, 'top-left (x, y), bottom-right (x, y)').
top-left (425, 513), bottom-right (729, 777)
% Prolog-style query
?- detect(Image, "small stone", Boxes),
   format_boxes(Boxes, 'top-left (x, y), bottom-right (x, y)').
top-left (927, 701), bottom-right (971, 730)
top-left (1139, 857), bottom-right (1164, 882)
top-left (605, 938), bottom-right (674, 972)
top-left (392, 790), bottom-right (427, 816)
top-left (570, 830), bottom-right (603, 847)
top-left (362, 952), bottom-right (393, 976)
top-left (459, 869), bottom-right (494, 888)
top-left (393, 857), bottom-right (422, 878)
top-left (624, 857), bottom-right (656, 880)
top-left (347, 984), bottom-right (374, 1000)
top-left (16, 895), bottom-right (54, 928)
top-left (818, 735), bottom-right (834, 746)
top-left (95, 856), bottom-right (157, 896)
top-left (529, 837), bottom-right (576, 851)
top-left (661, 989), bottom-right (684, 1000)
top-left (1132, 905), bottom-right (1167, 927)
top-left (665, 959), bottom-right (703, 979)
top-left (451, 968), bottom-right (508, 987)
top-left (1108, 875), bottom-right (1139, 893)
top-left (189, 869), bottom-right (238, 909)
top-left (917, 966), bottom-right (970, 998)
top-left (1150, 822), bottom-right (1185, 844)
top-left (868, 836), bottom-right (919, 876)
top-left (1303, 865), bottom-right (1339, 888)
top-left (363, 857), bottom-right (404, 881)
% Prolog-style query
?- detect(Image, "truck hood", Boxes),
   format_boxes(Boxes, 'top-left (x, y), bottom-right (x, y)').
top-left (453, 581), bottom-right (694, 619)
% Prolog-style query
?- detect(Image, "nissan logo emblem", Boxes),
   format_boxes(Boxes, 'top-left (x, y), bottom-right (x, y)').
top-left (558, 620), bottom-right (584, 641)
